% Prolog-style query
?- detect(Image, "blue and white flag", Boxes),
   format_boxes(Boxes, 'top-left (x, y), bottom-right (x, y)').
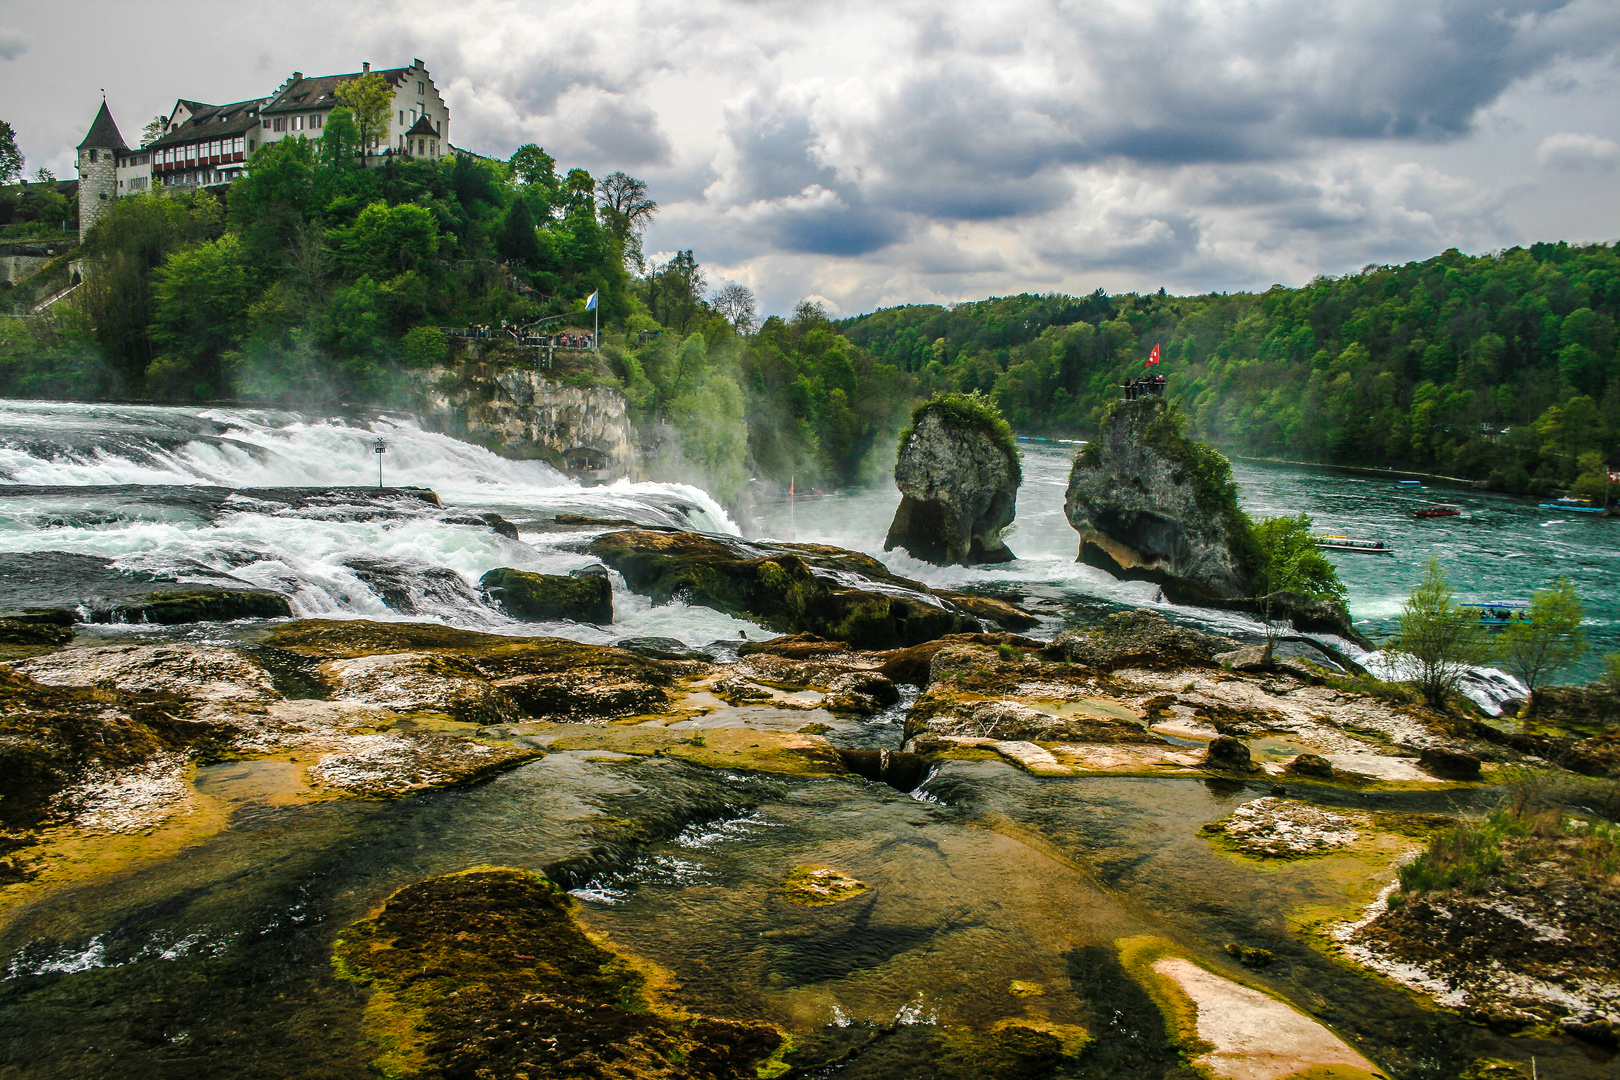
top-left (585, 291), bottom-right (598, 311)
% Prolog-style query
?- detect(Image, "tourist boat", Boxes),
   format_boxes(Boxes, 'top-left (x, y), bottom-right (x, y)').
top-left (1413, 504), bottom-right (1461, 518)
top-left (1313, 535), bottom-right (1393, 554)
top-left (1395, 479), bottom-right (1424, 488)
top-left (1460, 601), bottom-right (1529, 627)
top-left (1538, 496), bottom-right (1604, 514)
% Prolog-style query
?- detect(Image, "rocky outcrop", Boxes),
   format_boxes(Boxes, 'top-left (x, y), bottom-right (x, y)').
top-left (1065, 397), bottom-right (1253, 600)
top-left (583, 529), bottom-right (1032, 649)
top-left (479, 567), bottom-right (613, 625)
top-left (885, 400), bottom-right (1020, 565)
top-left (411, 363), bottom-right (638, 480)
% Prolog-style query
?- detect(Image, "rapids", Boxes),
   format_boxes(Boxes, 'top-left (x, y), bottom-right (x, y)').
top-left (2, 399), bottom-right (1616, 1079)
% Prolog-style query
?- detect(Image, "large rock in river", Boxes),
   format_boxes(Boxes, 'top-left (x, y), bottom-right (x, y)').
top-left (1065, 397), bottom-right (1253, 602)
top-left (479, 567), bottom-right (612, 625)
top-left (885, 398), bottom-right (1020, 565)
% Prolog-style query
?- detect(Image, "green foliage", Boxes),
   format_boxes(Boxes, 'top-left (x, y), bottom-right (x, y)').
top-left (1497, 577), bottom-right (1587, 695)
top-left (898, 390), bottom-right (1021, 485)
top-left (1250, 513), bottom-right (1346, 603)
top-left (839, 245), bottom-right (1620, 495)
top-left (333, 71), bottom-right (394, 155)
top-left (149, 232), bottom-right (257, 397)
top-left (400, 326), bottom-right (448, 368)
top-left (1600, 653), bottom-right (1620, 688)
top-left (1396, 809), bottom-right (1528, 896)
top-left (333, 201), bottom-right (440, 278)
top-left (1396, 808), bottom-right (1619, 899)
top-left (0, 120), bottom-right (22, 185)
top-left (1390, 556), bottom-right (1493, 707)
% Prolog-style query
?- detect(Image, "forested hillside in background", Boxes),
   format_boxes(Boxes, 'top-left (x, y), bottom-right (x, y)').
top-left (841, 243), bottom-right (1620, 496)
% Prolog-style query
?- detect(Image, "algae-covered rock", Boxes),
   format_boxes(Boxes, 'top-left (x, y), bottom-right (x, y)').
top-left (1287, 752), bottom-right (1336, 778)
top-left (263, 619), bottom-right (677, 720)
top-left (1052, 609), bottom-right (1237, 672)
top-left (333, 867), bottom-right (782, 1079)
top-left (479, 566), bottom-right (612, 624)
top-left (16, 643), bottom-right (282, 702)
top-left (89, 588), bottom-right (292, 625)
top-left (1418, 746), bottom-right (1482, 781)
top-left (782, 865), bottom-right (870, 905)
top-left (0, 609), bottom-right (74, 647)
top-left (316, 652), bottom-right (522, 724)
top-left (1203, 735), bottom-right (1253, 772)
top-left (885, 393), bottom-right (1020, 566)
top-left (585, 529), bottom-right (984, 648)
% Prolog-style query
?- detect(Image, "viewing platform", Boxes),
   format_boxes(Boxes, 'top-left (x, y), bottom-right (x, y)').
top-left (1123, 376), bottom-right (1166, 401)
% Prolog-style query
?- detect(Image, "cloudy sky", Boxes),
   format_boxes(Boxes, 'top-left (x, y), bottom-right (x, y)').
top-left (4, 0), bottom-right (1617, 317)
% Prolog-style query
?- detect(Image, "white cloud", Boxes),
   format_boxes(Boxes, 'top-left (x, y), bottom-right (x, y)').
top-left (1537, 131), bottom-right (1620, 172)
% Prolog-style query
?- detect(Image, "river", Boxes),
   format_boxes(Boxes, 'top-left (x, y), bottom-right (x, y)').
top-left (0, 399), bottom-right (1613, 1079)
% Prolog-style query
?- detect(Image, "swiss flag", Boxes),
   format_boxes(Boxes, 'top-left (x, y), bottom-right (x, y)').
top-left (1145, 344), bottom-right (1160, 367)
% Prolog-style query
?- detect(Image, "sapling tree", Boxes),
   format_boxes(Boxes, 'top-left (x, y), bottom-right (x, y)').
top-left (1390, 556), bottom-right (1492, 708)
top-left (1497, 577), bottom-right (1586, 716)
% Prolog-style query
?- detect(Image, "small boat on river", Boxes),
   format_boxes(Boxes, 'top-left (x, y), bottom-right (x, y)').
top-left (1395, 479), bottom-right (1424, 488)
top-left (1414, 504), bottom-right (1461, 518)
top-left (1313, 535), bottom-right (1393, 554)
top-left (1460, 601), bottom-right (1530, 627)
top-left (1539, 497), bottom-right (1604, 514)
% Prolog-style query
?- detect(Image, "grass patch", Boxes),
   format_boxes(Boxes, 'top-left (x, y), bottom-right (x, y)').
top-left (1394, 807), bottom-right (1620, 900)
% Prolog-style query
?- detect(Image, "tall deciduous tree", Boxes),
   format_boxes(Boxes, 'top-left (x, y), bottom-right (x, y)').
top-left (712, 284), bottom-right (757, 335)
top-left (1497, 577), bottom-right (1586, 711)
top-left (0, 120), bottom-right (23, 185)
top-left (140, 116), bottom-right (165, 148)
top-left (334, 72), bottom-right (393, 158)
top-left (497, 198), bottom-right (541, 269)
top-left (1390, 556), bottom-right (1492, 708)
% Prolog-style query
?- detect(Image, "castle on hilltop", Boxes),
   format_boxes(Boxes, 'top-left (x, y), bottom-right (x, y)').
top-left (76, 60), bottom-right (452, 241)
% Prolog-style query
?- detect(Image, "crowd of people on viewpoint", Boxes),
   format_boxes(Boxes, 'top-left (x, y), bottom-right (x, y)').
top-left (1123, 373), bottom-right (1166, 400)
top-left (455, 320), bottom-right (594, 349)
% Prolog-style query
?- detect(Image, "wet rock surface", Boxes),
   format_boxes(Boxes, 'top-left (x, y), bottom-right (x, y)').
top-left (333, 867), bottom-right (783, 1079)
top-left (885, 400), bottom-right (1019, 565)
top-left (584, 528), bottom-right (1013, 648)
top-left (1203, 796), bottom-right (1361, 858)
top-left (479, 566), bottom-right (613, 624)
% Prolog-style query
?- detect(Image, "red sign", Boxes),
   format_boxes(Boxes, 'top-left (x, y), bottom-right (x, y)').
top-left (1146, 344), bottom-right (1160, 367)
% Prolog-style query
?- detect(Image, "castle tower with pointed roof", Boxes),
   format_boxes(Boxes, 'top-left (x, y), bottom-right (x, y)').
top-left (77, 100), bottom-right (128, 242)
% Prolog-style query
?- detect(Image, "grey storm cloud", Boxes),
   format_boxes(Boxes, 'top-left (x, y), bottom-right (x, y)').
top-left (1, 0), bottom-right (1613, 311)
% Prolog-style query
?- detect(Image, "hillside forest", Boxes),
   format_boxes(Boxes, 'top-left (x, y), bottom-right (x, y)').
top-left (0, 103), bottom-right (1616, 504)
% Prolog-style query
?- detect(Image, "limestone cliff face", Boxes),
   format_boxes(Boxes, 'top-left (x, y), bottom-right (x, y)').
top-left (885, 406), bottom-right (1018, 566)
top-left (1064, 397), bottom-right (1250, 601)
top-left (411, 364), bottom-right (638, 481)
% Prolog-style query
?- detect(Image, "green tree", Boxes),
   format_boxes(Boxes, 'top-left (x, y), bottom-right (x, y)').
top-left (509, 144), bottom-right (557, 192)
top-left (149, 233), bottom-right (257, 397)
top-left (1250, 514), bottom-right (1345, 603)
top-left (140, 116), bottom-right (165, 148)
top-left (334, 72), bottom-right (394, 157)
top-left (332, 201), bottom-right (439, 278)
top-left (1389, 556), bottom-right (1492, 708)
top-left (496, 197), bottom-right (541, 268)
top-left (0, 120), bottom-right (23, 185)
top-left (1497, 578), bottom-right (1586, 710)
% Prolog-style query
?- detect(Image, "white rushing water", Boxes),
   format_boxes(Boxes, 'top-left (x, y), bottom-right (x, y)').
top-left (0, 400), bottom-right (755, 644)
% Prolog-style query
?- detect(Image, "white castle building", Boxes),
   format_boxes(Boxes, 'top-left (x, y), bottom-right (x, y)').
top-left (76, 60), bottom-right (452, 241)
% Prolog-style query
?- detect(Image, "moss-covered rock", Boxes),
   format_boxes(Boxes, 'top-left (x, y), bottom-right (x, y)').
top-left (88, 588), bottom-right (292, 625)
top-left (0, 609), bottom-right (74, 647)
top-left (584, 529), bottom-right (985, 648)
top-left (479, 566), bottom-right (613, 624)
top-left (782, 864), bottom-right (870, 905)
top-left (332, 867), bottom-right (782, 1079)
top-left (1051, 609), bottom-right (1237, 672)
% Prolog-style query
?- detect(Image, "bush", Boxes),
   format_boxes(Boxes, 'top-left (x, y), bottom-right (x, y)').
top-left (400, 326), bottom-right (448, 368)
top-left (1396, 809), bottom-right (1528, 895)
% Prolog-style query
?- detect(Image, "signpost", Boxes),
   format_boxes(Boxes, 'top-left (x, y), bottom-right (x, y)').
top-left (373, 437), bottom-right (386, 490)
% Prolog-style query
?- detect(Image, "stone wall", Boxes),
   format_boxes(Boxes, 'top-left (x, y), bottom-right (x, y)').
top-left (410, 363), bottom-right (639, 481)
